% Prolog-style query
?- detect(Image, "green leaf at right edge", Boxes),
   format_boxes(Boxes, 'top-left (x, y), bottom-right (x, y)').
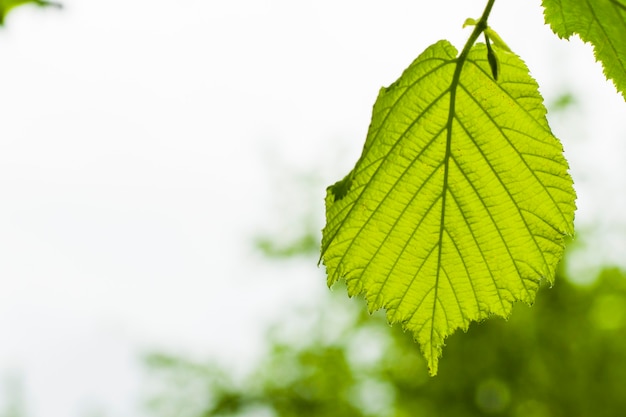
top-left (542, 0), bottom-right (626, 100)
top-left (321, 40), bottom-right (576, 375)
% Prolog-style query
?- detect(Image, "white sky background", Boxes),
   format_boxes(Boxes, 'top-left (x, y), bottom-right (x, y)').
top-left (0, 0), bottom-right (624, 416)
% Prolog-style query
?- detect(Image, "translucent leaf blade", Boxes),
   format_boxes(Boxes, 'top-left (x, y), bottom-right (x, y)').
top-left (542, 0), bottom-right (626, 99)
top-left (321, 40), bottom-right (576, 375)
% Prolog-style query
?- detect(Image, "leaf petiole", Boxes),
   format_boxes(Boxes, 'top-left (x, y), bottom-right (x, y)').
top-left (458, 0), bottom-right (495, 62)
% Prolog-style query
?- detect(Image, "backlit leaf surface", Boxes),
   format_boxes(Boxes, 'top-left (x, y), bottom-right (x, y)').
top-left (542, 0), bottom-right (626, 99)
top-left (321, 40), bottom-right (576, 375)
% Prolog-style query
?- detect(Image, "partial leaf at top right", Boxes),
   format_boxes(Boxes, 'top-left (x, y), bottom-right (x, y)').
top-left (542, 0), bottom-right (626, 100)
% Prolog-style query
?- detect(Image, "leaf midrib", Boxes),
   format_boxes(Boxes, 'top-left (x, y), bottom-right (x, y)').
top-left (431, 46), bottom-right (473, 360)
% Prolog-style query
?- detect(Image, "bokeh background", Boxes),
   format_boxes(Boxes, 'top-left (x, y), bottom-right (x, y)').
top-left (1, 1), bottom-right (625, 416)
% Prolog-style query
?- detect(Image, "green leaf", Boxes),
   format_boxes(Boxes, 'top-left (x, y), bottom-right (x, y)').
top-left (463, 18), bottom-right (479, 28)
top-left (0, 0), bottom-right (61, 25)
top-left (542, 0), bottom-right (626, 100)
top-left (321, 40), bottom-right (576, 375)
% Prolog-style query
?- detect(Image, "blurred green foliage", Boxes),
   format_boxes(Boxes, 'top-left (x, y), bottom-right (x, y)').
top-left (0, 0), bottom-right (61, 26)
top-left (255, 232), bottom-right (319, 259)
top-left (549, 92), bottom-right (577, 113)
top-left (145, 263), bottom-right (626, 417)
top-left (0, 375), bottom-right (27, 417)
